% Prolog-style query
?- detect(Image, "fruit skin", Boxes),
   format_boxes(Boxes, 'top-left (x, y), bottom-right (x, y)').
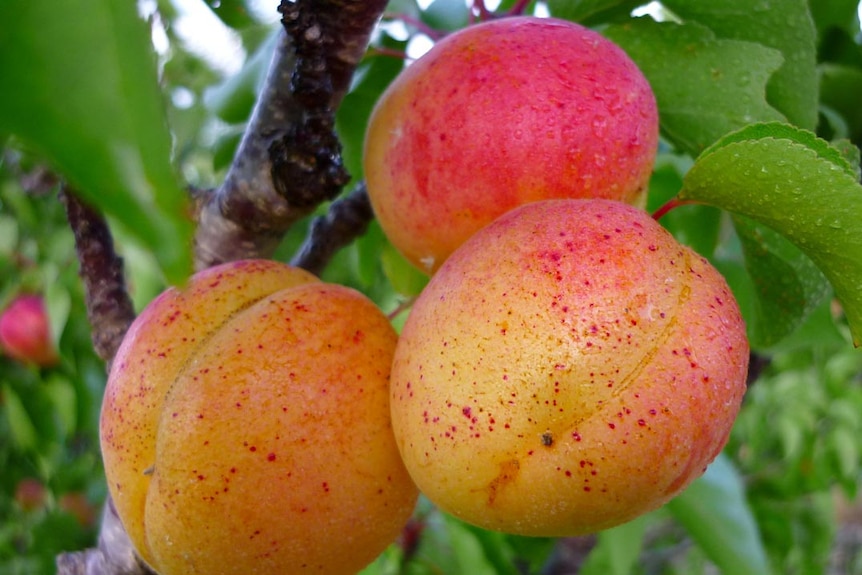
top-left (390, 199), bottom-right (748, 536)
top-left (0, 294), bottom-right (59, 366)
top-left (100, 260), bottom-right (418, 575)
top-left (364, 16), bottom-right (658, 273)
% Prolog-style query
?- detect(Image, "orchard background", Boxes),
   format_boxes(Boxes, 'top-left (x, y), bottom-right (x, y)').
top-left (1, 0), bottom-right (862, 573)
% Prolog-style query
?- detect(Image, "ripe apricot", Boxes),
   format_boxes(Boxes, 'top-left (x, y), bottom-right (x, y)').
top-left (0, 294), bottom-right (59, 366)
top-left (100, 260), bottom-right (417, 574)
top-left (364, 17), bottom-right (658, 273)
top-left (390, 200), bottom-right (748, 535)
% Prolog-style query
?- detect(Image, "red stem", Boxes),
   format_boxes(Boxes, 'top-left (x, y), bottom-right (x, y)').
top-left (651, 197), bottom-right (696, 221)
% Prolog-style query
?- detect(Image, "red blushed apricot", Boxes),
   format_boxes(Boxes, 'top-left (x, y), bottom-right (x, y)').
top-left (100, 260), bottom-right (417, 575)
top-left (0, 294), bottom-right (59, 366)
top-left (390, 199), bottom-right (748, 536)
top-left (364, 16), bottom-right (658, 274)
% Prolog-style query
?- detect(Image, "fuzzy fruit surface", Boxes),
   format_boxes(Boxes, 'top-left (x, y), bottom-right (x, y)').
top-left (390, 200), bottom-right (748, 536)
top-left (100, 260), bottom-right (418, 575)
top-left (364, 16), bottom-right (658, 274)
top-left (0, 294), bottom-right (58, 366)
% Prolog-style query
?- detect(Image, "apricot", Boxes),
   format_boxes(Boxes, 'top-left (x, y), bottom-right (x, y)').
top-left (0, 294), bottom-right (59, 366)
top-left (390, 199), bottom-right (748, 536)
top-left (364, 16), bottom-right (658, 273)
top-left (100, 260), bottom-right (417, 575)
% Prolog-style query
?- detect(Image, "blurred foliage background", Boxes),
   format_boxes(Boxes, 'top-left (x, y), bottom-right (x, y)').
top-left (1, 0), bottom-right (862, 574)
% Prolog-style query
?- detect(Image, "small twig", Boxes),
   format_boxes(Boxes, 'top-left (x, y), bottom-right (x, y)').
top-left (290, 181), bottom-right (374, 276)
top-left (59, 187), bottom-right (135, 364)
top-left (56, 500), bottom-right (154, 575)
top-left (651, 197), bottom-right (696, 221)
top-left (57, 189), bottom-right (148, 574)
top-left (384, 12), bottom-right (448, 40)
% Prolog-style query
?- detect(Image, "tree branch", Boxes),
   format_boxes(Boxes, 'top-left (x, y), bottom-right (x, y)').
top-left (291, 181), bottom-right (374, 276)
top-left (193, 0), bottom-right (388, 271)
top-left (59, 188), bottom-right (136, 364)
top-left (57, 190), bottom-right (148, 574)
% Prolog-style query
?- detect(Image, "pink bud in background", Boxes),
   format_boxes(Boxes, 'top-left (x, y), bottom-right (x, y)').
top-left (0, 295), bottom-right (59, 367)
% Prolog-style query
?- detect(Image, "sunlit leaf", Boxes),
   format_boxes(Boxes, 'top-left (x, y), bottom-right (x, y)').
top-left (605, 19), bottom-right (786, 157)
top-left (667, 454), bottom-right (770, 575)
top-left (0, 0), bottom-right (193, 283)
top-left (680, 122), bottom-right (862, 346)
top-left (663, 0), bottom-right (818, 130)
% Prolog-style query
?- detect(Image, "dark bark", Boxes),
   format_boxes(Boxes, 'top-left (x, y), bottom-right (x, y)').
top-left (291, 181), bottom-right (374, 276)
top-left (193, 0), bottom-right (388, 271)
top-left (59, 189), bottom-right (136, 364)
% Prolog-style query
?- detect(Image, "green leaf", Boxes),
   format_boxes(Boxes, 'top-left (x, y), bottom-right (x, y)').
top-left (545, 0), bottom-right (641, 23)
top-left (0, 0), bottom-right (193, 283)
top-left (647, 155), bottom-right (723, 258)
top-left (43, 374), bottom-right (77, 440)
top-left (806, 0), bottom-right (861, 41)
top-left (337, 36), bottom-right (407, 181)
top-left (604, 19), bottom-right (786, 157)
top-left (202, 0), bottom-right (260, 29)
top-left (662, 0), bottom-right (818, 131)
top-left (459, 526), bottom-right (521, 575)
top-left (381, 242), bottom-right (429, 297)
top-left (421, 0), bottom-right (469, 32)
top-left (733, 215), bottom-right (831, 347)
top-left (579, 515), bottom-right (649, 575)
top-left (44, 280), bottom-right (71, 352)
top-left (679, 122), bottom-right (862, 346)
top-left (667, 454), bottom-right (770, 575)
top-left (820, 63), bottom-right (862, 145)
top-left (2, 384), bottom-right (39, 452)
top-left (443, 515), bottom-right (499, 575)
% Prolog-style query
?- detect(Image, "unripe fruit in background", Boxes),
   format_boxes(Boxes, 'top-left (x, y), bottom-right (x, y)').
top-left (390, 199), bottom-right (748, 536)
top-left (0, 294), bottom-right (59, 367)
top-left (364, 16), bottom-right (659, 273)
top-left (100, 260), bottom-right (418, 575)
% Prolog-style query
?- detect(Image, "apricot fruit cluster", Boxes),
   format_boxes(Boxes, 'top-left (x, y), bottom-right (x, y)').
top-left (366, 15), bottom-right (748, 537)
top-left (100, 260), bottom-right (417, 575)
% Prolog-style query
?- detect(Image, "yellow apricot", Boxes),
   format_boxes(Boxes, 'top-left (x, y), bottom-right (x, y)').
top-left (101, 260), bottom-right (417, 574)
top-left (390, 200), bottom-right (748, 536)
